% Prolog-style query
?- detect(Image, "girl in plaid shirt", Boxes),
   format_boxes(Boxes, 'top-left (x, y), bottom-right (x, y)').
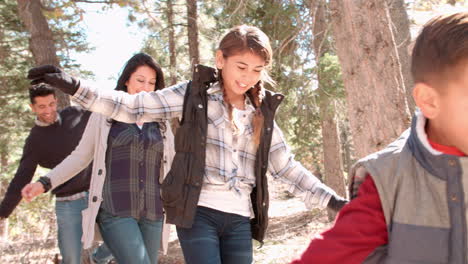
top-left (26, 25), bottom-right (347, 264)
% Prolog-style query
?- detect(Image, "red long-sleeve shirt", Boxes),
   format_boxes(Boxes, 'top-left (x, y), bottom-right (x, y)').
top-left (291, 140), bottom-right (465, 264)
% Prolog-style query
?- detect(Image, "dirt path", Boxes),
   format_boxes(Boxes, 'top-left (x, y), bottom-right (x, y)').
top-left (1, 183), bottom-right (332, 263)
top-left (159, 184), bottom-right (333, 264)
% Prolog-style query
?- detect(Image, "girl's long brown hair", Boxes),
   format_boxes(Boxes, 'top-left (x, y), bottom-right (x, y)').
top-left (217, 25), bottom-right (276, 146)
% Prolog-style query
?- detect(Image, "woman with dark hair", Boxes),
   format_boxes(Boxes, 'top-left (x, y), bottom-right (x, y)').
top-left (26, 26), bottom-right (347, 264)
top-left (23, 53), bottom-right (175, 264)
top-left (115, 53), bottom-right (165, 92)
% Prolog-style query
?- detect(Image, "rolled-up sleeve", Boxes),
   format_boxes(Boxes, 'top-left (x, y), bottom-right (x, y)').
top-left (72, 82), bottom-right (188, 123)
top-left (268, 122), bottom-right (335, 209)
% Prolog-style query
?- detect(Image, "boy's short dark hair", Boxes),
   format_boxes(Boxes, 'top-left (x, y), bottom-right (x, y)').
top-left (411, 12), bottom-right (468, 89)
top-left (29, 83), bottom-right (56, 104)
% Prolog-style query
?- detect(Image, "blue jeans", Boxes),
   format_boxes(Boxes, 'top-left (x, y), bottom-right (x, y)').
top-left (97, 208), bottom-right (163, 264)
top-left (176, 206), bottom-right (253, 264)
top-left (92, 243), bottom-right (114, 264)
top-left (55, 196), bottom-right (113, 264)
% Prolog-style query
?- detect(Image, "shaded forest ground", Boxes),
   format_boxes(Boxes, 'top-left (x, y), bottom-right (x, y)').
top-left (1, 182), bottom-right (333, 264)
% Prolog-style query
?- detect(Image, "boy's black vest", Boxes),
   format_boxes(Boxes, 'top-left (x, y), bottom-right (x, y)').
top-left (161, 65), bottom-right (284, 242)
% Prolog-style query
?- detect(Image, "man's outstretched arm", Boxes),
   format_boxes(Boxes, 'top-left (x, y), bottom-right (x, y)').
top-left (0, 135), bottom-right (38, 218)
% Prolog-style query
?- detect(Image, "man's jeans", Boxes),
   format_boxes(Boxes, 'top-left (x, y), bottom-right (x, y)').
top-left (55, 196), bottom-right (113, 264)
top-left (176, 206), bottom-right (253, 264)
top-left (97, 209), bottom-right (163, 264)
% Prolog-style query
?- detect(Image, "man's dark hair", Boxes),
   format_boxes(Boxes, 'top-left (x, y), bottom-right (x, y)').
top-left (29, 83), bottom-right (56, 104)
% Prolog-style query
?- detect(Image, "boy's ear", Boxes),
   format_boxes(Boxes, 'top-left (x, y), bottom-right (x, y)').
top-left (215, 50), bottom-right (224, 70)
top-left (413, 83), bottom-right (440, 119)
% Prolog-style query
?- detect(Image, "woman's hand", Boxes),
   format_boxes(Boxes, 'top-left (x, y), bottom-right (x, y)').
top-left (21, 182), bottom-right (45, 202)
top-left (27, 65), bottom-right (81, 95)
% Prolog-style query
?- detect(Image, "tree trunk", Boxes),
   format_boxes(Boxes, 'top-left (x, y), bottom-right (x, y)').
top-left (320, 98), bottom-right (346, 220)
top-left (0, 213), bottom-right (7, 241)
top-left (0, 149), bottom-right (9, 241)
top-left (312, 0), bottom-right (346, 221)
top-left (186, 0), bottom-right (200, 68)
top-left (388, 0), bottom-right (415, 114)
top-left (17, 0), bottom-right (70, 109)
top-left (167, 0), bottom-right (177, 86)
top-left (329, 0), bottom-right (411, 158)
top-left (340, 125), bottom-right (354, 174)
top-left (167, 0), bottom-right (181, 134)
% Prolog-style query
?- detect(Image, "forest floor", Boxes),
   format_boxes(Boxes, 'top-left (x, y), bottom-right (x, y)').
top-left (0, 181), bottom-right (333, 264)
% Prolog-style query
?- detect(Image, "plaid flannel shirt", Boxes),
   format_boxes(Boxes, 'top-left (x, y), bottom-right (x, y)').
top-left (102, 121), bottom-right (164, 220)
top-left (73, 82), bottom-right (336, 210)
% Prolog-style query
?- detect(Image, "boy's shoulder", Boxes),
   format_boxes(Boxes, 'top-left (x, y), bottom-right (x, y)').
top-left (359, 128), bottom-right (411, 168)
top-left (350, 128), bottom-right (413, 199)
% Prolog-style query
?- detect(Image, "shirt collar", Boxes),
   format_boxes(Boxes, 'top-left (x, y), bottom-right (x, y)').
top-left (414, 110), bottom-right (466, 156)
top-left (428, 139), bottom-right (466, 157)
top-left (207, 82), bottom-right (222, 95)
top-left (207, 82), bottom-right (255, 108)
top-left (408, 110), bottom-right (467, 181)
top-left (35, 114), bottom-right (61, 127)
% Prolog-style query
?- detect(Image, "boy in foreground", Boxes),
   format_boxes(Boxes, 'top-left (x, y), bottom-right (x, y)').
top-left (292, 12), bottom-right (468, 263)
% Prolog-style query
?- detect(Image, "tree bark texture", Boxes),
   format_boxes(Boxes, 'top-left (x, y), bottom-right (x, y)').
top-left (17, 0), bottom-right (70, 109)
top-left (388, 0), bottom-right (415, 114)
top-left (330, 0), bottom-right (410, 158)
top-left (0, 148), bottom-right (9, 241)
top-left (186, 0), bottom-right (200, 68)
top-left (167, 0), bottom-right (177, 86)
top-left (0, 216), bottom-right (8, 241)
top-left (313, 0), bottom-right (346, 221)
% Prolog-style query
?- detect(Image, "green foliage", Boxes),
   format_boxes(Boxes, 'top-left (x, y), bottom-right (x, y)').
top-left (317, 53), bottom-right (345, 99)
top-left (0, 0), bottom-right (49, 239)
top-left (0, 0), bottom-right (36, 171)
top-left (40, 1), bottom-right (93, 71)
top-left (136, 0), bottom-right (194, 82)
top-left (208, 1), bottom-right (329, 168)
top-left (0, 0), bottom-right (96, 241)
top-left (132, 0), bottom-right (342, 170)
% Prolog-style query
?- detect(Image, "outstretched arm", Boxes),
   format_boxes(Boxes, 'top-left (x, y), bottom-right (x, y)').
top-left (0, 135), bottom-right (38, 217)
top-left (72, 82), bottom-right (186, 123)
top-left (27, 65), bottom-right (186, 123)
top-left (267, 122), bottom-right (347, 211)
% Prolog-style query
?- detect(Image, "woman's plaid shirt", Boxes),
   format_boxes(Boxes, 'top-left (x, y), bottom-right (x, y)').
top-left (73, 82), bottom-right (336, 210)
